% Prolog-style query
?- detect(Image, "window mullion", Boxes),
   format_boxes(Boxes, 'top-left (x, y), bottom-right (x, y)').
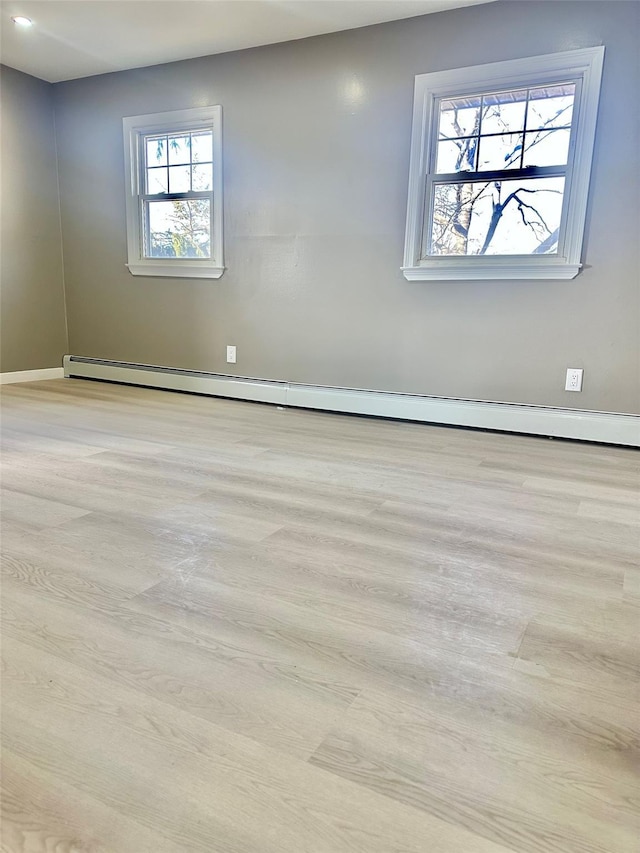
top-left (431, 165), bottom-right (566, 183)
top-left (141, 191), bottom-right (212, 203)
top-left (520, 89), bottom-right (531, 169)
top-left (422, 173), bottom-right (435, 259)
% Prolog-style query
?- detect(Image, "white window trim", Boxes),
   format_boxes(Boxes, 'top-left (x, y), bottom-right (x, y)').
top-left (402, 47), bottom-right (605, 281)
top-left (123, 105), bottom-right (224, 279)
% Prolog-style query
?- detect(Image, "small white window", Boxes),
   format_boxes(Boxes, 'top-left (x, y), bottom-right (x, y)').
top-left (123, 106), bottom-right (224, 279)
top-left (402, 47), bottom-right (604, 281)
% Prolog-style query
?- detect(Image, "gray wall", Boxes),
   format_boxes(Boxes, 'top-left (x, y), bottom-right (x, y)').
top-left (1, 65), bottom-right (68, 372)
top-left (52, 0), bottom-right (639, 413)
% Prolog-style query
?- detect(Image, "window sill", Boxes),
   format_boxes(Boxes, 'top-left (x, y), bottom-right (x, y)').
top-left (126, 262), bottom-right (225, 280)
top-left (402, 260), bottom-right (581, 281)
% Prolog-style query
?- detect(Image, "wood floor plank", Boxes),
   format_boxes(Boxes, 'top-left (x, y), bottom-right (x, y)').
top-left (127, 574), bottom-right (640, 758)
top-left (578, 498), bottom-right (640, 526)
top-left (1, 428), bottom-right (107, 459)
top-left (132, 549), bottom-right (525, 660)
top-left (79, 447), bottom-right (385, 516)
top-left (0, 464), bottom-right (200, 517)
top-left (0, 518), bottom-right (169, 595)
top-left (623, 567), bottom-right (640, 604)
top-left (0, 488), bottom-right (92, 529)
top-left (257, 524), bottom-right (624, 626)
top-left (513, 607), bottom-right (640, 704)
top-left (2, 751), bottom-right (196, 853)
top-left (2, 580), bottom-right (359, 760)
top-left (1, 379), bottom-right (638, 853)
top-left (366, 499), bottom-right (636, 572)
top-left (522, 475), bottom-right (639, 507)
top-left (36, 508), bottom-right (283, 573)
top-left (309, 686), bottom-right (639, 853)
top-left (1, 636), bottom-right (514, 853)
top-left (261, 519), bottom-right (628, 608)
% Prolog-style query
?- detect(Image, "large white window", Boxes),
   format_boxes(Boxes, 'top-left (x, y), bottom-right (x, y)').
top-left (402, 47), bottom-right (604, 281)
top-left (123, 106), bottom-right (224, 279)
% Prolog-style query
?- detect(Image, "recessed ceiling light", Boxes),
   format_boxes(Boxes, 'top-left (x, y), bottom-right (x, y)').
top-left (11, 15), bottom-right (33, 27)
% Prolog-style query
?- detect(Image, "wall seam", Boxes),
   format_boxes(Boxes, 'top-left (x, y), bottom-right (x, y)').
top-left (51, 83), bottom-right (70, 358)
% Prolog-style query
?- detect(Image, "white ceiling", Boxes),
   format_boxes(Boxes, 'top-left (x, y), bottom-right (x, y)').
top-left (1, 0), bottom-right (493, 83)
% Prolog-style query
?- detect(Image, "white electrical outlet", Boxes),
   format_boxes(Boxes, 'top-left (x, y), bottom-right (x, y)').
top-left (565, 368), bottom-right (583, 392)
top-left (226, 345), bottom-right (237, 364)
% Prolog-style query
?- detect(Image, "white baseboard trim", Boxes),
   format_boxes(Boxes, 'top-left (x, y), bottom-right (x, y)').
top-left (63, 356), bottom-right (640, 447)
top-left (0, 367), bottom-right (65, 385)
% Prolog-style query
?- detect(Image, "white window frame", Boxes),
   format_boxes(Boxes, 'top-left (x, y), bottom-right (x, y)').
top-left (402, 47), bottom-right (604, 281)
top-left (123, 105), bottom-right (224, 279)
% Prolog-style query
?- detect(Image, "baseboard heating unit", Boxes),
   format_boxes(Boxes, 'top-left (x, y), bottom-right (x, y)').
top-left (63, 356), bottom-right (639, 447)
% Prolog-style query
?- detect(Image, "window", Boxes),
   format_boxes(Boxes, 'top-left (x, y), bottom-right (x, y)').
top-left (402, 47), bottom-right (604, 280)
top-left (123, 106), bottom-right (224, 279)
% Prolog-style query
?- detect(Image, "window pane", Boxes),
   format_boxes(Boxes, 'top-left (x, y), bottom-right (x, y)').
top-left (439, 97), bottom-right (480, 139)
top-left (436, 138), bottom-right (477, 173)
top-left (526, 84), bottom-right (575, 130)
top-left (429, 177), bottom-right (564, 256)
top-left (192, 163), bottom-right (213, 191)
top-left (146, 199), bottom-right (211, 258)
top-left (146, 136), bottom-right (167, 167)
top-left (168, 165), bottom-right (190, 193)
top-left (168, 135), bottom-right (191, 165)
top-left (477, 133), bottom-right (523, 170)
top-left (146, 166), bottom-right (168, 194)
top-left (191, 131), bottom-right (213, 163)
top-left (480, 89), bottom-right (527, 134)
top-left (523, 128), bottom-right (571, 167)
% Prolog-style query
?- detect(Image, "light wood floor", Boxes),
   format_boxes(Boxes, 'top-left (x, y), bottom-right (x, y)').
top-left (1, 379), bottom-right (638, 853)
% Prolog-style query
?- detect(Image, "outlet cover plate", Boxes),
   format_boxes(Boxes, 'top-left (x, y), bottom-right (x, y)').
top-left (565, 368), bottom-right (583, 392)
